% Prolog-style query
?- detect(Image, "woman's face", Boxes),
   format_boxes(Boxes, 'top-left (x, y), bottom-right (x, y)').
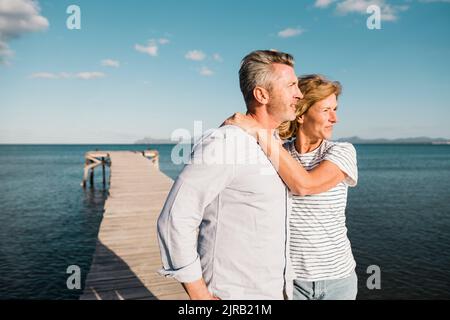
top-left (299, 93), bottom-right (338, 140)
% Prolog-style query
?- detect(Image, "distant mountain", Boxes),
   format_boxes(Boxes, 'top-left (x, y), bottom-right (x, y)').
top-left (336, 136), bottom-right (450, 144)
top-left (135, 135), bottom-right (450, 145)
top-left (134, 137), bottom-right (174, 144)
top-left (135, 135), bottom-right (206, 144)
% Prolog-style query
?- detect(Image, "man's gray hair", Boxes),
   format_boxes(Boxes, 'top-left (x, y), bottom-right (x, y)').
top-left (239, 50), bottom-right (295, 108)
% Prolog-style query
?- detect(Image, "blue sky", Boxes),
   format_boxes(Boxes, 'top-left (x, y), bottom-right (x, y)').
top-left (1, 0), bottom-right (450, 143)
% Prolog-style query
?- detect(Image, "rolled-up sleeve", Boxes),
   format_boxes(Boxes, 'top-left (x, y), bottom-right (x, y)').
top-left (156, 131), bottom-right (235, 283)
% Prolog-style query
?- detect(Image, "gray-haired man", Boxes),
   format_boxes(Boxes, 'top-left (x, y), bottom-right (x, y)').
top-left (157, 50), bottom-right (303, 299)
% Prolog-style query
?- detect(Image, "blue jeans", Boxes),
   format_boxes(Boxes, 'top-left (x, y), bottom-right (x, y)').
top-left (293, 271), bottom-right (358, 300)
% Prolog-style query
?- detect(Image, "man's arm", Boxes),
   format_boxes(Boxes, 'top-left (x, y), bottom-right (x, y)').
top-left (256, 130), bottom-right (347, 195)
top-left (182, 279), bottom-right (220, 300)
top-left (156, 130), bottom-right (235, 299)
top-left (223, 113), bottom-right (354, 195)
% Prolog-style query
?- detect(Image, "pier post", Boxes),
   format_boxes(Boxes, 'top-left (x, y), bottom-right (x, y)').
top-left (90, 166), bottom-right (94, 186)
top-left (102, 157), bottom-right (106, 186)
top-left (82, 152), bottom-right (109, 188)
top-left (82, 158), bottom-right (89, 188)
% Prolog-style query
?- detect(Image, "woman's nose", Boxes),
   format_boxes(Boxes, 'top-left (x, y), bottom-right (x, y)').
top-left (330, 111), bottom-right (338, 123)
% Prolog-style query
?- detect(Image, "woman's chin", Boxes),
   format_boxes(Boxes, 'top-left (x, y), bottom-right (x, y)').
top-left (323, 132), bottom-right (333, 140)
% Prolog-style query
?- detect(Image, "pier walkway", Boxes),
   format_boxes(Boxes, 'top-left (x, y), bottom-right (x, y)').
top-left (80, 151), bottom-right (188, 300)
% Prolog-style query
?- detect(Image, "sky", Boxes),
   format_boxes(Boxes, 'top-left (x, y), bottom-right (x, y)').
top-left (1, 0), bottom-right (450, 143)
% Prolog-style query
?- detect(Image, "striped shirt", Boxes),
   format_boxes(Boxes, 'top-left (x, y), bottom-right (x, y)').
top-left (285, 139), bottom-right (358, 281)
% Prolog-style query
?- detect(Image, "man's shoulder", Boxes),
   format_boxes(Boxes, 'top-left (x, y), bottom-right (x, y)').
top-left (194, 125), bottom-right (253, 147)
top-left (189, 125), bottom-right (262, 167)
top-left (212, 125), bottom-right (250, 138)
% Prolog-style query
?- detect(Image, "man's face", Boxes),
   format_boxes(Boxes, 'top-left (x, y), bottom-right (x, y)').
top-left (267, 63), bottom-right (303, 123)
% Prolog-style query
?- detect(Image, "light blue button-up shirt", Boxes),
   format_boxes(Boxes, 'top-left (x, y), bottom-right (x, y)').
top-left (157, 125), bottom-right (293, 299)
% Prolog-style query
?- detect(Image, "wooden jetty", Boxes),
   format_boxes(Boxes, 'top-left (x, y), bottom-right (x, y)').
top-left (80, 150), bottom-right (188, 300)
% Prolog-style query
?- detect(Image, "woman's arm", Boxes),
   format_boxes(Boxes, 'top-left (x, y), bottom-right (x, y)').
top-left (223, 112), bottom-right (349, 195)
top-left (256, 130), bottom-right (346, 195)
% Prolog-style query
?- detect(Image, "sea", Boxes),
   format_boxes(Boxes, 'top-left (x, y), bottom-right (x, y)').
top-left (0, 144), bottom-right (449, 300)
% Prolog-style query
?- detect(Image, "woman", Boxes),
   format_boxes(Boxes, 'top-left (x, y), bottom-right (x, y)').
top-left (225, 74), bottom-right (358, 300)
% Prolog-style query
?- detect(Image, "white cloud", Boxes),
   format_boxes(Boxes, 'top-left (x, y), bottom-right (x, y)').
top-left (29, 71), bottom-right (106, 80)
top-left (75, 72), bottom-right (105, 80)
top-left (315, 0), bottom-right (336, 8)
top-left (213, 53), bottom-right (223, 62)
top-left (0, 0), bottom-right (49, 64)
top-left (335, 0), bottom-right (408, 21)
top-left (29, 72), bottom-right (58, 79)
top-left (135, 42), bottom-right (158, 56)
top-left (59, 72), bottom-right (72, 79)
top-left (134, 37), bottom-right (169, 57)
top-left (0, 40), bottom-right (13, 64)
top-left (0, 0), bottom-right (49, 38)
top-left (185, 50), bottom-right (206, 61)
top-left (101, 59), bottom-right (120, 67)
top-left (277, 27), bottom-right (304, 38)
top-left (336, 0), bottom-right (370, 13)
top-left (199, 66), bottom-right (213, 76)
top-left (158, 38), bottom-right (170, 44)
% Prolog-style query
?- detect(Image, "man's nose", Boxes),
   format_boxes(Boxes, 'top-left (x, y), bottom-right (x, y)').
top-left (295, 87), bottom-right (303, 99)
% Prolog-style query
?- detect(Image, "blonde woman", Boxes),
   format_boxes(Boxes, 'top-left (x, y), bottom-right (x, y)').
top-left (225, 74), bottom-right (358, 300)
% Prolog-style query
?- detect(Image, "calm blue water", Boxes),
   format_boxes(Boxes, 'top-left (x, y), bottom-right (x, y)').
top-left (0, 144), bottom-right (449, 299)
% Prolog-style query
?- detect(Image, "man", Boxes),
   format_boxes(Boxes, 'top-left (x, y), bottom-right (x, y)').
top-left (157, 50), bottom-right (303, 299)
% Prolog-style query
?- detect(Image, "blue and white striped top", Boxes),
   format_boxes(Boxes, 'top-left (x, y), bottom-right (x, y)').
top-left (285, 139), bottom-right (358, 281)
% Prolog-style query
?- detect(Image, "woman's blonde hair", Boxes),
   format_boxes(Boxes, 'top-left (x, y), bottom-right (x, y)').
top-left (278, 74), bottom-right (342, 140)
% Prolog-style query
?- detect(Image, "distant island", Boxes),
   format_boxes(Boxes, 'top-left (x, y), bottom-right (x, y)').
top-left (135, 136), bottom-right (450, 145)
top-left (336, 136), bottom-right (450, 144)
top-left (134, 137), bottom-right (174, 144)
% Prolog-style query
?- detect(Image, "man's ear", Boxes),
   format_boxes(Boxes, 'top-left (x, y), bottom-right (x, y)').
top-left (253, 86), bottom-right (270, 105)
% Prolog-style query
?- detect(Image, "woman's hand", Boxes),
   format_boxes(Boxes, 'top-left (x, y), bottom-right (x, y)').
top-left (222, 112), bottom-right (261, 138)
